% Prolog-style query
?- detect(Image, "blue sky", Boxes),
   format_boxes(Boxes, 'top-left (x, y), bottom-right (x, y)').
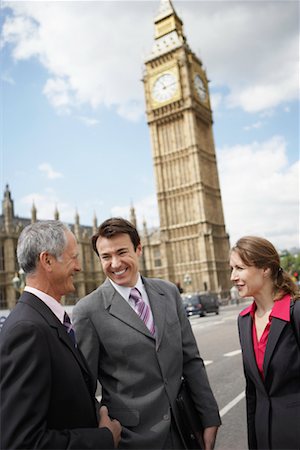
top-left (1, 0), bottom-right (299, 250)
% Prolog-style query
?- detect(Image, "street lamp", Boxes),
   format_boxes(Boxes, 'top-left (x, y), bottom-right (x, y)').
top-left (183, 273), bottom-right (192, 292)
top-left (12, 269), bottom-right (26, 294)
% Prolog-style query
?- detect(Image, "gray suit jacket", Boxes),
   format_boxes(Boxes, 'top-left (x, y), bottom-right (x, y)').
top-left (73, 277), bottom-right (221, 449)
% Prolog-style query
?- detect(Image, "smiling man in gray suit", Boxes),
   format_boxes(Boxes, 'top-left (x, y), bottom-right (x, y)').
top-left (73, 217), bottom-right (221, 449)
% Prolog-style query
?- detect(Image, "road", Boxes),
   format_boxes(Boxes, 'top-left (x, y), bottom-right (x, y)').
top-left (190, 302), bottom-right (250, 450)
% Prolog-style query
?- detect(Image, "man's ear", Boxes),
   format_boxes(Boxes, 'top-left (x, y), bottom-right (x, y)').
top-left (39, 252), bottom-right (53, 272)
top-left (136, 243), bottom-right (142, 257)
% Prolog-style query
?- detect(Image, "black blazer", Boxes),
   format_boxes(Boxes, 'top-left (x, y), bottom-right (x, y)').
top-left (238, 298), bottom-right (300, 450)
top-left (0, 292), bottom-right (114, 450)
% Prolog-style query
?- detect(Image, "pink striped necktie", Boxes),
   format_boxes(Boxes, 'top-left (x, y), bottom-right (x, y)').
top-left (130, 288), bottom-right (155, 335)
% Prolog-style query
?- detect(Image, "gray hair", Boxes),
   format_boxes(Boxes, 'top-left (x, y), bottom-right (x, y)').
top-left (17, 220), bottom-right (70, 275)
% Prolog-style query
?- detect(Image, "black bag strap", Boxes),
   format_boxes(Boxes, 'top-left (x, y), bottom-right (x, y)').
top-left (290, 300), bottom-right (300, 350)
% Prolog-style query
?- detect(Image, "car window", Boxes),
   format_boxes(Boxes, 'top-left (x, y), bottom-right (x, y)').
top-left (182, 296), bottom-right (199, 305)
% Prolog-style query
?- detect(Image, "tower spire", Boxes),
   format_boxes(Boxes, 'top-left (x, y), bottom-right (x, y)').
top-left (31, 201), bottom-right (37, 223)
top-left (93, 212), bottom-right (98, 234)
top-left (74, 209), bottom-right (81, 239)
top-left (54, 205), bottom-right (59, 221)
top-left (2, 184), bottom-right (14, 231)
top-left (129, 203), bottom-right (137, 229)
top-left (147, 0), bottom-right (187, 61)
top-left (156, 0), bottom-right (175, 20)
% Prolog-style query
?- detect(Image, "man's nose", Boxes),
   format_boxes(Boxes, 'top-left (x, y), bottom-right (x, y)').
top-left (111, 255), bottom-right (121, 268)
top-left (75, 258), bottom-right (81, 272)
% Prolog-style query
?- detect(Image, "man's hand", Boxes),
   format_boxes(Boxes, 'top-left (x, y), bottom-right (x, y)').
top-left (202, 426), bottom-right (218, 450)
top-left (99, 405), bottom-right (122, 448)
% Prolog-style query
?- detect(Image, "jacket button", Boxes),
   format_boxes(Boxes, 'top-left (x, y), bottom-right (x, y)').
top-left (163, 414), bottom-right (169, 421)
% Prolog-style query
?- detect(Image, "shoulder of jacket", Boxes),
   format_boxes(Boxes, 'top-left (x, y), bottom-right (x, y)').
top-left (143, 276), bottom-right (176, 289)
top-left (291, 298), bottom-right (300, 321)
top-left (74, 285), bottom-right (105, 311)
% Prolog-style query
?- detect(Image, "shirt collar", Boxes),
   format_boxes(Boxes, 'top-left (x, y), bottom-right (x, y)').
top-left (240, 301), bottom-right (255, 317)
top-left (239, 294), bottom-right (291, 322)
top-left (24, 286), bottom-right (65, 323)
top-left (271, 294), bottom-right (291, 321)
top-left (109, 273), bottom-right (143, 301)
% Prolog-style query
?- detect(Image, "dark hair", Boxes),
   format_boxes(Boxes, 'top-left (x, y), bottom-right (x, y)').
top-left (92, 217), bottom-right (141, 256)
top-left (231, 236), bottom-right (299, 300)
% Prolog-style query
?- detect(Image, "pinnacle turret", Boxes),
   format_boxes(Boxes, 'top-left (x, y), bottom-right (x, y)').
top-left (146, 0), bottom-right (187, 61)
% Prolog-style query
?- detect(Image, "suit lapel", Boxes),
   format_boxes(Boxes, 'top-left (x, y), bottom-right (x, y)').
top-left (102, 280), bottom-right (155, 339)
top-left (263, 317), bottom-right (287, 378)
top-left (19, 293), bottom-right (92, 380)
top-left (100, 278), bottom-right (167, 346)
top-left (143, 278), bottom-right (167, 349)
top-left (239, 314), bottom-right (265, 389)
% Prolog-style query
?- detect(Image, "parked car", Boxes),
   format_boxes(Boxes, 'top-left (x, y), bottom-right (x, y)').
top-left (181, 293), bottom-right (219, 317)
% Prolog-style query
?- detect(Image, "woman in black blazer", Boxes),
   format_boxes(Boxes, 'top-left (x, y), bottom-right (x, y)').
top-left (230, 236), bottom-right (300, 450)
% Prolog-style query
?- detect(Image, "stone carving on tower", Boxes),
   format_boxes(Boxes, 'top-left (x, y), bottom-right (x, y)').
top-left (143, 0), bottom-right (231, 294)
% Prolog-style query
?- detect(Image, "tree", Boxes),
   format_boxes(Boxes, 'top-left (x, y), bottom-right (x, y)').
top-left (280, 251), bottom-right (300, 282)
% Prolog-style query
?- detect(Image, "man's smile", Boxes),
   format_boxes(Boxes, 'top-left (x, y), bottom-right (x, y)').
top-left (113, 268), bottom-right (127, 276)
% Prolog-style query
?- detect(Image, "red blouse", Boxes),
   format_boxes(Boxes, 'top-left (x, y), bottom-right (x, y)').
top-left (240, 294), bottom-right (291, 379)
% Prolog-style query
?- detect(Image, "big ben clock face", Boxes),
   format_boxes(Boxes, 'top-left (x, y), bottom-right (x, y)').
top-left (152, 72), bottom-right (178, 103)
top-left (194, 74), bottom-right (206, 101)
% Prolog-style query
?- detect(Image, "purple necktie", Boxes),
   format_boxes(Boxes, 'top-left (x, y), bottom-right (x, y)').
top-left (63, 312), bottom-right (77, 347)
top-left (130, 288), bottom-right (155, 335)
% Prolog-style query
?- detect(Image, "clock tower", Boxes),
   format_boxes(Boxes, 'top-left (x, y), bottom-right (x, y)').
top-left (143, 0), bottom-right (231, 294)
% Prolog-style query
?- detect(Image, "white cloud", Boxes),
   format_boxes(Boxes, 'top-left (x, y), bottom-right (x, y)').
top-left (2, 1), bottom-right (298, 118)
top-left (218, 136), bottom-right (299, 250)
top-left (117, 101), bottom-right (145, 122)
top-left (183, 1), bottom-right (299, 113)
top-left (43, 78), bottom-right (74, 114)
top-left (243, 121), bottom-right (263, 131)
top-left (209, 92), bottom-right (223, 112)
top-left (77, 115), bottom-right (100, 127)
top-left (227, 76), bottom-right (298, 112)
top-left (0, 14), bottom-right (41, 59)
top-left (38, 163), bottom-right (63, 179)
top-left (2, 1), bottom-right (153, 119)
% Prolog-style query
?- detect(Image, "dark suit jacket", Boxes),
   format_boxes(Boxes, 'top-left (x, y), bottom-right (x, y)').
top-left (238, 298), bottom-right (300, 450)
top-left (73, 277), bottom-right (221, 449)
top-left (0, 292), bottom-right (114, 450)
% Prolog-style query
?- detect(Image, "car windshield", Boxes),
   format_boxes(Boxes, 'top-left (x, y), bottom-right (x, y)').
top-left (182, 296), bottom-right (199, 305)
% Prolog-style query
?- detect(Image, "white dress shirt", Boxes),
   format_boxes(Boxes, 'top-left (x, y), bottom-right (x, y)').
top-left (24, 286), bottom-right (65, 323)
top-left (109, 273), bottom-right (153, 312)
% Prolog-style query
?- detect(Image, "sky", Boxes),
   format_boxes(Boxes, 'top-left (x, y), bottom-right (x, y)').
top-left (0, 0), bottom-right (299, 251)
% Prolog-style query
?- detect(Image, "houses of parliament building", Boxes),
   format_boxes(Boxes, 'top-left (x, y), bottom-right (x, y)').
top-left (0, 0), bottom-right (231, 310)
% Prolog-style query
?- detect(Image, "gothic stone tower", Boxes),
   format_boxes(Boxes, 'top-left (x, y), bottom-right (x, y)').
top-left (143, 0), bottom-right (231, 294)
